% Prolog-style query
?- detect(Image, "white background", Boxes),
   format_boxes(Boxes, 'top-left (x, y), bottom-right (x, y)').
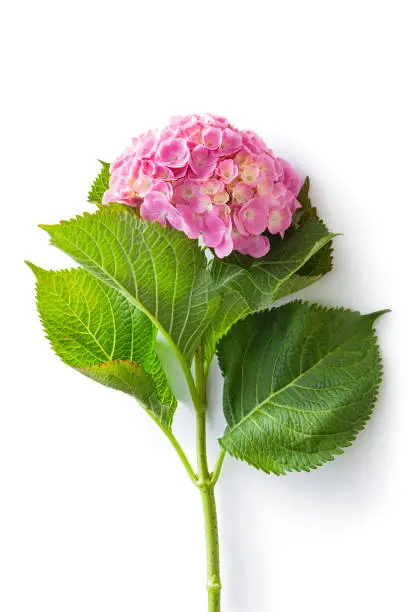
top-left (1, 1), bottom-right (407, 611)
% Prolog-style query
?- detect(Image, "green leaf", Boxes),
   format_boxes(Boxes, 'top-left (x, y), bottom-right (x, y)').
top-left (292, 176), bottom-right (334, 278)
top-left (39, 208), bottom-right (220, 364)
top-left (293, 176), bottom-right (317, 227)
top-left (78, 360), bottom-right (174, 425)
top-left (88, 160), bottom-right (110, 205)
top-left (218, 302), bottom-right (387, 475)
top-left (202, 219), bottom-right (336, 366)
top-left (27, 264), bottom-right (176, 427)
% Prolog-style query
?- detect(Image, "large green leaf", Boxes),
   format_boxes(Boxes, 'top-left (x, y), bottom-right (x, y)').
top-left (202, 219), bottom-right (336, 366)
top-left (40, 209), bottom-right (220, 364)
top-left (27, 264), bottom-right (176, 427)
top-left (88, 160), bottom-right (110, 205)
top-left (218, 302), bottom-right (386, 475)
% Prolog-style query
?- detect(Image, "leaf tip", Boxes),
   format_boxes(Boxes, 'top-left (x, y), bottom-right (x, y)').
top-left (25, 260), bottom-right (43, 277)
top-left (366, 309), bottom-right (391, 323)
top-left (38, 223), bottom-right (52, 233)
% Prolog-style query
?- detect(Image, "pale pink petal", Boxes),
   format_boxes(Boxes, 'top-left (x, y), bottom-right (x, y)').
top-left (133, 175), bottom-right (153, 197)
top-left (232, 181), bottom-right (254, 204)
top-left (268, 207), bottom-right (293, 235)
top-left (102, 189), bottom-right (116, 205)
top-left (200, 179), bottom-right (224, 196)
top-left (190, 193), bottom-right (213, 213)
top-left (218, 159), bottom-right (239, 184)
top-left (213, 191), bottom-right (230, 205)
top-left (134, 131), bottom-right (158, 158)
top-left (241, 130), bottom-right (272, 156)
top-left (241, 164), bottom-right (262, 186)
top-left (205, 114), bottom-right (229, 128)
top-left (257, 154), bottom-right (283, 182)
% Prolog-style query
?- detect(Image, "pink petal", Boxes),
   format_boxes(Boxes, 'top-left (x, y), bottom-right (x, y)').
top-left (166, 206), bottom-right (184, 231)
top-left (232, 230), bottom-right (250, 253)
top-left (176, 205), bottom-right (202, 238)
top-left (133, 175), bottom-right (153, 197)
top-left (154, 165), bottom-right (174, 180)
top-left (189, 145), bottom-right (218, 179)
top-left (238, 197), bottom-right (269, 235)
top-left (102, 189), bottom-right (114, 205)
top-left (218, 159), bottom-right (239, 184)
top-left (140, 191), bottom-right (172, 226)
top-left (241, 130), bottom-right (272, 156)
top-left (202, 212), bottom-right (226, 247)
top-left (268, 207), bottom-right (292, 235)
top-left (202, 126), bottom-right (222, 150)
top-left (155, 138), bottom-right (190, 168)
top-left (205, 114), bottom-right (229, 128)
top-left (134, 131), bottom-right (158, 158)
top-left (190, 193), bottom-right (213, 213)
top-left (219, 128), bottom-right (242, 155)
top-left (246, 235), bottom-right (270, 258)
top-left (233, 209), bottom-right (249, 236)
top-left (200, 179), bottom-right (224, 196)
top-left (151, 179), bottom-right (173, 200)
top-left (277, 158), bottom-right (301, 196)
top-left (232, 181), bottom-right (254, 204)
top-left (257, 154), bottom-right (283, 182)
top-left (141, 159), bottom-right (155, 176)
top-left (241, 164), bottom-right (262, 186)
top-left (173, 181), bottom-right (199, 204)
top-left (213, 191), bottom-right (230, 205)
top-left (214, 233), bottom-right (233, 258)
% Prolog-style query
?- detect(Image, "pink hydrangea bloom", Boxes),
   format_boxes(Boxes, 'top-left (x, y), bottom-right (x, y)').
top-left (103, 114), bottom-right (302, 258)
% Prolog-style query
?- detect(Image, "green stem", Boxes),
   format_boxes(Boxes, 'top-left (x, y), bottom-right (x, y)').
top-left (148, 412), bottom-right (198, 485)
top-left (195, 348), bottom-right (222, 612)
top-left (210, 450), bottom-right (226, 486)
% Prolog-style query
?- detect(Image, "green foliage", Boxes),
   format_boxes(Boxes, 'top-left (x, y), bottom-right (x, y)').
top-left (88, 160), bottom-right (110, 205)
top-left (40, 208), bottom-right (221, 364)
top-left (218, 302), bottom-right (387, 475)
top-left (26, 264), bottom-right (176, 427)
top-left (292, 176), bottom-right (334, 277)
top-left (293, 176), bottom-right (317, 227)
top-left (28, 172), bottom-right (388, 482)
top-left (202, 219), bottom-right (336, 366)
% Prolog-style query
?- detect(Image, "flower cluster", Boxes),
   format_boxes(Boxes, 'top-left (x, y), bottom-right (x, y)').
top-left (103, 115), bottom-right (301, 258)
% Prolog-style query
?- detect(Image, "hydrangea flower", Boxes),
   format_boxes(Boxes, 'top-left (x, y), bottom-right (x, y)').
top-left (103, 114), bottom-right (302, 258)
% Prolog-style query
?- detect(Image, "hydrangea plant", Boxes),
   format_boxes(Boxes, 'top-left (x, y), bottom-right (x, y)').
top-left (27, 114), bottom-right (387, 612)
